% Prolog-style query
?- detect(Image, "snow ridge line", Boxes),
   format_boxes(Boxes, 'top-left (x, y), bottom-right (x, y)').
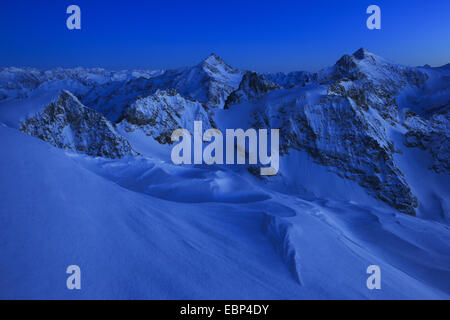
top-left (263, 213), bottom-right (302, 284)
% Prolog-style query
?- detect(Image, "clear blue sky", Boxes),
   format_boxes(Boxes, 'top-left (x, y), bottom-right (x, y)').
top-left (0, 0), bottom-right (449, 72)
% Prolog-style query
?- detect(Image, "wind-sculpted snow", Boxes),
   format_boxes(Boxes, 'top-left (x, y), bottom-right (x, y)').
top-left (1, 49), bottom-right (450, 299)
top-left (5, 49), bottom-right (449, 216)
top-left (118, 89), bottom-right (213, 144)
top-left (263, 212), bottom-right (301, 283)
top-left (78, 157), bottom-right (271, 204)
top-left (20, 90), bottom-right (137, 158)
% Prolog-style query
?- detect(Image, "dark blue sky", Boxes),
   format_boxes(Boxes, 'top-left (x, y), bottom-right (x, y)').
top-left (1, 0), bottom-right (449, 72)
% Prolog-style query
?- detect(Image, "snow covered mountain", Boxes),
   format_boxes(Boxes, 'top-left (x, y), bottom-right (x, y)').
top-left (264, 70), bottom-right (316, 88)
top-left (0, 66), bottom-right (163, 101)
top-left (244, 49), bottom-right (431, 215)
top-left (20, 90), bottom-right (137, 158)
top-left (80, 53), bottom-right (243, 121)
top-left (118, 89), bottom-right (213, 144)
top-left (0, 49), bottom-right (449, 299)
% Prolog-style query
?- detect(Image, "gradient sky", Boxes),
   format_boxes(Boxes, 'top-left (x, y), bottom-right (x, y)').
top-left (1, 0), bottom-right (449, 72)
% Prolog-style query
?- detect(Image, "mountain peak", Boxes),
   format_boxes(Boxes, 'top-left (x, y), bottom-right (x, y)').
top-left (205, 52), bottom-right (221, 60)
top-left (333, 48), bottom-right (377, 70)
top-left (202, 53), bottom-right (228, 67)
top-left (352, 48), bottom-right (373, 60)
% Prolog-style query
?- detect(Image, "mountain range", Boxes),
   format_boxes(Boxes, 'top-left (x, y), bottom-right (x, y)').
top-left (0, 48), bottom-right (449, 299)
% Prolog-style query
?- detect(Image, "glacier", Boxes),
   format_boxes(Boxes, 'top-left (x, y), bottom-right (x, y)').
top-left (0, 49), bottom-right (449, 299)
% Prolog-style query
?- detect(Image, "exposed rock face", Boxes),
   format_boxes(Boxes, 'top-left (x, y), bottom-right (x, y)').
top-left (246, 49), bottom-right (438, 215)
top-left (326, 50), bottom-right (450, 176)
top-left (252, 92), bottom-right (418, 215)
top-left (191, 53), bottom-right (243, 109)
top-left (118, 89), bottom-right (213, 144)
top-left (403, 110), bottom-right (450, 173)
top-left (5, 49), bottom-right (449, 217)
top-left (20, 90), bottom-right (137, 158)
top-left (224, 72), bottom-right (280, 108)
top-left (321, 48), bottom-right (429, 123)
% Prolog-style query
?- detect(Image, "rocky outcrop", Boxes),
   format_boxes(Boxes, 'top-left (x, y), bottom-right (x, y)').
top-left (118, 89), bottom-right (213, 144)
top-left (6, 49), bottom-right (448, 217)
top-left (252, 93), bottom-right (418, 215)
top-left (20, 90), bottom-right (137, 158)
top-left (196, 53), bottom-right (244, 109)
top-left (319, 50), bottom-right (448, 177)
top-left (224, 72), bottom-right (279, 108)
top-left (320, 48), bottom-right (428, 123)
top-left (403, 110), bottom-right (450, 173)
top-left (246, 49), bottom-right (435, 215)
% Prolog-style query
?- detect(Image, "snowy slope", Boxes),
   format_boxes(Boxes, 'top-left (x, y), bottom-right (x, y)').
top-left (264, 71), bottom-right (316, 89)
top-left (0, 49), bottom-right (449, 299)
top-left (219, 48), bottom-right (449, 218)
top-left (0, 126), bottom-right (449, 299)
